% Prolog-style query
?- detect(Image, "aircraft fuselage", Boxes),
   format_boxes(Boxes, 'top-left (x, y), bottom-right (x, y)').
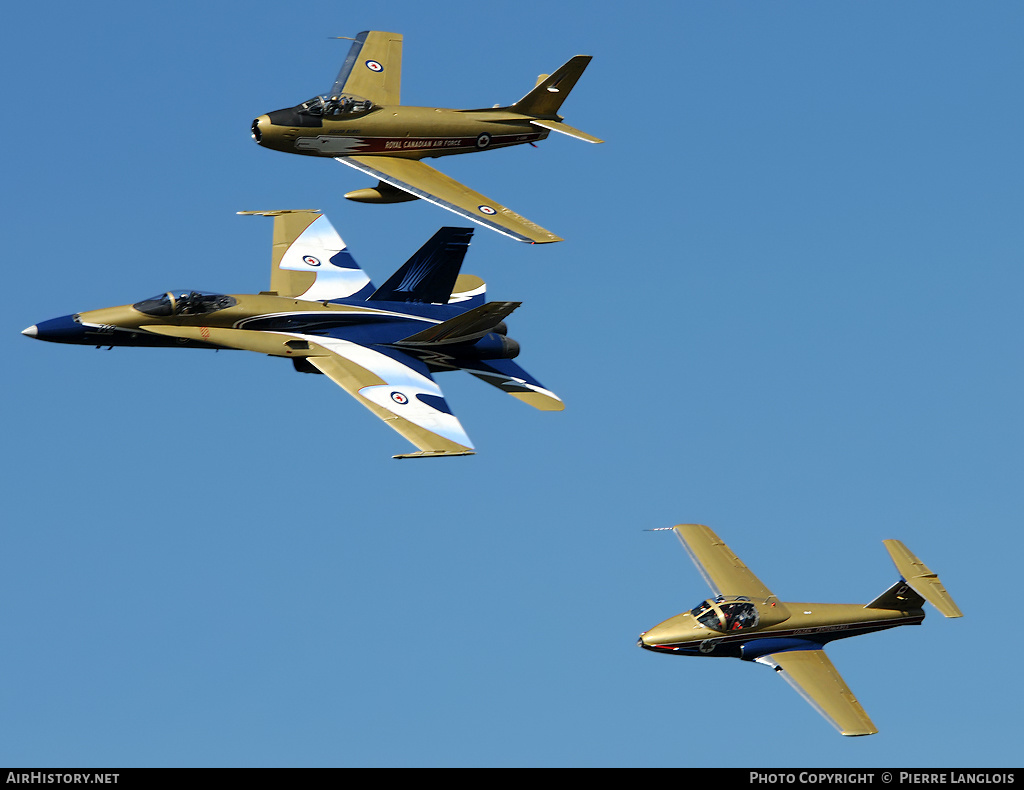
top-left (639, 601), bottom-right (924, 661)
top-left (252, 105), bottom-right (549, 160)
top-left (24, 293), bottom-right (520, 368)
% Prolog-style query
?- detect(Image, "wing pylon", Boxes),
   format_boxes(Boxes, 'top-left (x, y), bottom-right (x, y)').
top-left (460, 358), bottom-right (564, 411)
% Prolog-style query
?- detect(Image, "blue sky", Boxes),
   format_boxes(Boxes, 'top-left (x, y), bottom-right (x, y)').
top-left (3, 1), bottom-right (1022, 767)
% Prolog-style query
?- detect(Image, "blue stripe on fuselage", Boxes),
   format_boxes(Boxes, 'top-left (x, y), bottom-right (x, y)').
top-left (647, 615), bottom-right (923, 660)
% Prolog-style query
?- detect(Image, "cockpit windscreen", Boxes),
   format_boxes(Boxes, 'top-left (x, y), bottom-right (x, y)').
top-left (133, 291), bottom-right (236, 317)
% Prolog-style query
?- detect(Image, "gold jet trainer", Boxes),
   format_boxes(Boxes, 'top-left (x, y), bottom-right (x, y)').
top-left (251, 31), bottom-right (601, 244)
top-left (639, 525), bottom-right (963, 736)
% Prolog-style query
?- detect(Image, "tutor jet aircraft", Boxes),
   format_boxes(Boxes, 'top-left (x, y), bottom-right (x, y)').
top-left (251, 31), bottom-right (601, 244)
top-left (21, 211), bottom-right (563, 458)
top-left (638, 524), bottom-right (962, 736)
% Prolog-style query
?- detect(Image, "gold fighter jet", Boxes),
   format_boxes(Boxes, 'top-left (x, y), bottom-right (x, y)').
top-left (22, 211), bottom-right (564, 458)
top-left (251, 31), bottom-right (601, 244)
top-left (638, 525), bottom-right (962, 736)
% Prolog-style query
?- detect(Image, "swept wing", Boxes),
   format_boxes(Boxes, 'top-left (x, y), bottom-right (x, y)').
top-left (672, 524), bottom-right (777, 602)
top-left (755, 651), bottom-right (878, 736)
top-left (306, 338), bottom-right (474, 459)
top-left (337, 155), bottom-right (562, 244)
top-left (140, 325), bottom-right (474, 458)
top-left (329, 31), bottom-right (402, 106)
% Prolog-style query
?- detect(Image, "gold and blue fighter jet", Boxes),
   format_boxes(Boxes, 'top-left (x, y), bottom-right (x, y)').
top-left (251, 31), bottom-right (601, 244)
top-left (22, 211), bottom-right (563, 458)
top-left (639, 525), bottom-right (963, 736)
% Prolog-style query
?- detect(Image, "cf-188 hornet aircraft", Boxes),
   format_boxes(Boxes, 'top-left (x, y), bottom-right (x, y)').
top-left (22, 211), bottom-right (563, 458)
top-left (251, 31), bottom-right (601, 244)
top-left (639, 525), bottom-right (963, 736)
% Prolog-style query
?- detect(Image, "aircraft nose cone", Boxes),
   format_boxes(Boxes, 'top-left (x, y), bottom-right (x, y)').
top-left (24, 314), bottom-right (87, 344)
top-left (638, 613), bottom-right (693, 650)
top-left (251, 115), bottom-right (267, 144)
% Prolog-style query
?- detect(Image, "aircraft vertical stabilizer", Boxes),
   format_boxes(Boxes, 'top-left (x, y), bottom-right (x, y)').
top-left (512, 55), bottom-right (594, 117)
top-left (368, 227), bottom-right (473, 304)
top-left (239, 210), bottom-right (374, 301)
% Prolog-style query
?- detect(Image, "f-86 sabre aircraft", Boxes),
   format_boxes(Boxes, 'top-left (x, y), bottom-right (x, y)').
top-left (22, 211), bottom-right (563, 458)
top-left (251, 31), bottom-right (601, 244)
top-left (638, 525), bottom-right (962, 736)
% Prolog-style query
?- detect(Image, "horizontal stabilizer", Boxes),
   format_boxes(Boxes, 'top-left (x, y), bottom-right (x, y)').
top-left (880, 540), bottom-right (963, 618)
top-left (461, 359), bottom-right (563, 411)
top-left (530, 119), bottom-right (603, 144)
top-left (369, 227), bottom-right (474, 304)
top-left (396, 302), bottom-right (520, 345)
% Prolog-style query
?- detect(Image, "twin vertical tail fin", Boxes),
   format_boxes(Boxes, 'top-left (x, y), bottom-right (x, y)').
top-left (368, 227), bottom-right (474, 304)
top-left (238, 210), bottom-right (374, 301)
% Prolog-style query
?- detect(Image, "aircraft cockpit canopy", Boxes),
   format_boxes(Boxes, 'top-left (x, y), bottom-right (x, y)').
top-left (299, 94), bottom-right (374, 117)
top-left (689, 598), bottom-right (760, 633)
top-left (133, 291), bottom-right (237, 317)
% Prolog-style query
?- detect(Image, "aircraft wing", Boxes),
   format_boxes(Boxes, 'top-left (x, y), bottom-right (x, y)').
top-left (329, 31), bottom-right (402, 106)
top-left (139, 326), bottom-right (474, 458)
top-left (755, 650), bottom-right (878, 736)
top-left (337, 155), bottom-right (563, 244)
top-left (672, 524), bottom-right (777, 601)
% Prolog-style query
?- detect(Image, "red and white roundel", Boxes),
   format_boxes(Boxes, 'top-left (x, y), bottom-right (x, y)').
top-left (478, 205), bottom-right (497, 215)
top-left (365, 60), bottom-right (383, 72)
top-left (302, 255), bottom-right (321, 267)
top-left (390, 391), bottom-right (409, 405)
